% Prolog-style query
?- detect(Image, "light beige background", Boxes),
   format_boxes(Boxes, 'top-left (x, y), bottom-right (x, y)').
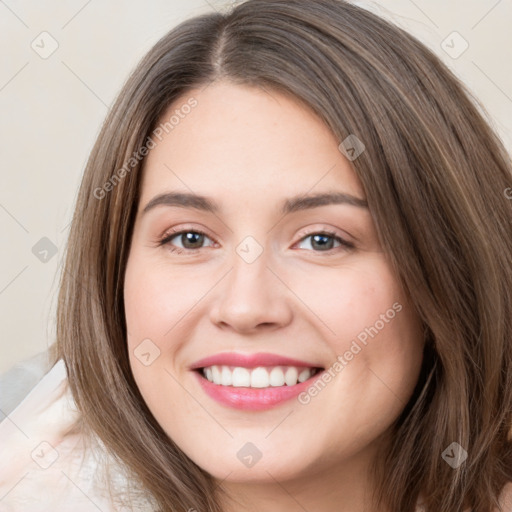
top-left (1, 0), bottom-right (511, 373)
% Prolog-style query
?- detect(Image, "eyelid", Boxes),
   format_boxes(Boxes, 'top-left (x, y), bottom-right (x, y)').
top-left (294, 225), bottom-right (354, 244)
top-left (157, 224), bottom-right (355, 256)
top-left (292, 228), bottom-right (355, 252)
top-left (158, 224), bottom-right (216, 247)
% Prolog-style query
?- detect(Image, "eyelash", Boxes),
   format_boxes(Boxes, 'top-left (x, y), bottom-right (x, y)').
top-left (157, 227), bottom-right (355, 255)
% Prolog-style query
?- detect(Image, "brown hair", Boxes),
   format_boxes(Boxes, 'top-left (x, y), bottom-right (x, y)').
top-left (55, 0), bottom-right (512, 510)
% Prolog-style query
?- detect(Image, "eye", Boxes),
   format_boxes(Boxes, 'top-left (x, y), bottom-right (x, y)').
top-left (295, 231), bottom-right (354, 253)
top-left (158, 229), bottom-right (216, 254)
top-left (157, 228), bottom-right (354, 255)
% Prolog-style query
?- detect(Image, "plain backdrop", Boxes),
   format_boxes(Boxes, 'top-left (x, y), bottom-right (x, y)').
top-left (1, 0), bottom-right (511, 373)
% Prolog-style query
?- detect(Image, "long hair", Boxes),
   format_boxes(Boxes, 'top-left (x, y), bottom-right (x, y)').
top-left (55, 1), bottom-right (512, 510)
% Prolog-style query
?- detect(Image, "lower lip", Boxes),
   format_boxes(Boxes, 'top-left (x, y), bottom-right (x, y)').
top-left (193, 370), bottom-right (321, 410)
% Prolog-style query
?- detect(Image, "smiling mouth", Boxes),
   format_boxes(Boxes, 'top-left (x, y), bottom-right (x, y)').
top-left (196, 365), bottom-right (323, 388)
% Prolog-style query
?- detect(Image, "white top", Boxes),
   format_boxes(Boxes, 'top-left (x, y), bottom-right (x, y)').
top-left (1, 356), bottom-right (511, 511)
top-left (0, 358), bottom-right (155, 511)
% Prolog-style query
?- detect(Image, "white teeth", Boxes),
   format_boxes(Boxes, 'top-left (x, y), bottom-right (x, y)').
top-left (284, 367), bottom-right (298, 386)
top-left (201, 365), bottom-right (318, 388)
top-left (212, 365), bottom-right (221, 383)
top-left (269, 367), bottom-right (285, 386)
top-left (298, 368), bottom-right (312, 383)
top-left (250, 367), bottom-right (269, 388)
top-left (221, 366), bottom-right (232, 386)
top-left (232, 367), bottom-right (251, 387)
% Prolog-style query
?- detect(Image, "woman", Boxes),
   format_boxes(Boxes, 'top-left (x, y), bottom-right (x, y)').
top-left (1, 0), bottom-right (511, 510)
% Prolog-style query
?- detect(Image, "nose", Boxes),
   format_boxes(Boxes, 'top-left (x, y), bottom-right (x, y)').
top-left (209, 248), bottom-right (294, 334)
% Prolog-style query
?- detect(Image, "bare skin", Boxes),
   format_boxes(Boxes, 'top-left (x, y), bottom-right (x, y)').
top-left (124, 80), bottom-right (425, 512)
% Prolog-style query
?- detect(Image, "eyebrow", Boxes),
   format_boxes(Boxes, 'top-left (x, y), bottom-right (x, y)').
top-left (142, 191), bottom-right (368, 216)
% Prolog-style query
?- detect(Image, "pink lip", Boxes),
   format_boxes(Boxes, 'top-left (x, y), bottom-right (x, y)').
top-left (192, 371), bottom-right (321, 411)
top-left (189, 352), bottom-right (324, 411)
top-left (189, 352), bottom-right (320, 370)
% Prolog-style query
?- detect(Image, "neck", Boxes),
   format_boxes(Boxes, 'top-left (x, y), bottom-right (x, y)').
top-left (217, 436), bottom-right (392, 512)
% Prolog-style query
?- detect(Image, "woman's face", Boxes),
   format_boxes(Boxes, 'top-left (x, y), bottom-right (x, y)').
top-left (124, 80), bottom-right (424, 485)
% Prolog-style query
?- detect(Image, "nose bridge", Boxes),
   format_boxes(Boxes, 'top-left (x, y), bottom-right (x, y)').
top-left (228, 235), bottom-right (275, 300)
top-left (209, 233), bottom-right (293, 332)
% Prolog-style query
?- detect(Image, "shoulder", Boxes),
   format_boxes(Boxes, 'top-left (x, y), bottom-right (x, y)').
top-left (0, 360), bottom-right (155, 510)
top-left (0, 360), bottom-right (95, 510)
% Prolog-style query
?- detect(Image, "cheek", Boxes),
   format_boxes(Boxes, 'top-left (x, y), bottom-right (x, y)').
top-left (123, 254), bottom-right (212, 344)
top-left (292, 254), bottom-right (424, 422)
top-left (124, 255), bottom-right (176, 396)
top-left (122, 246), bottom-right (425, 479)
top-left (288, 254), bottom-right (414, 347)
top-left (123, 251), bottom-right (219, 412)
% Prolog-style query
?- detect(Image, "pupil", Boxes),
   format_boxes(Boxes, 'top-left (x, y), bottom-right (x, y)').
top-left (183, 232), bottom-right (203, 248)
top-left (179, 233), bottom-right (334, 251)
top-left (312, 234), bottom-right (333, 251)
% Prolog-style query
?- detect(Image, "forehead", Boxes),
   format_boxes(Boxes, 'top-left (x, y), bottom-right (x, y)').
top-left (139, 81), bottom-right (365, 210)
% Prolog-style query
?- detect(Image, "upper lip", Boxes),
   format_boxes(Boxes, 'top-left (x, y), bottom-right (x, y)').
top-left (189, 352), bottom-right (323, 370)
